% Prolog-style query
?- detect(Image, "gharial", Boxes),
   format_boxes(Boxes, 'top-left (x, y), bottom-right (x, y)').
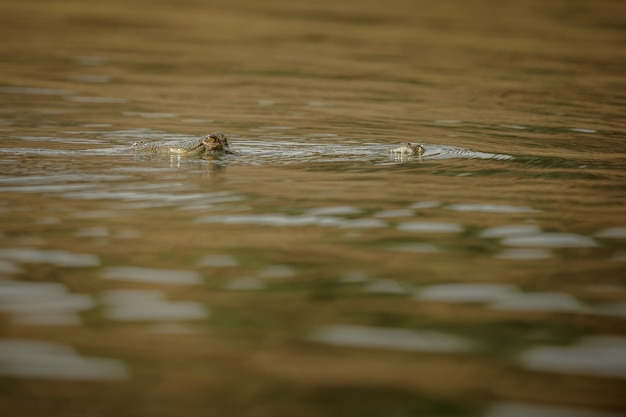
top-left (126, 131), bottom-right (425, 157)
top-left (126, 131), bottom-right (238, 156)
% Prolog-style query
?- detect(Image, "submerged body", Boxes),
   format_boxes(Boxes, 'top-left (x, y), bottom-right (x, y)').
top-left (127, 131), bottom-right (237, 156)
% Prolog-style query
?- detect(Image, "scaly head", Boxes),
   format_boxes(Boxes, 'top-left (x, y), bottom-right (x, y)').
top-left (409, 143), bottom-right (425, 155)
top-left (395, 142), bottom-right (425, 155)
top-left (201, 131), bottom-right (234, 154)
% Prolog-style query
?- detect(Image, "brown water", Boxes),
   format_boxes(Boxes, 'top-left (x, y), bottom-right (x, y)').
top-left (1, 0), bottom-right (626, 416)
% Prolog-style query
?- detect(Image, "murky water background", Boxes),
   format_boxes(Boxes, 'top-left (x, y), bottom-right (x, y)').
top-left (1, 0), bottom-right (626, 416)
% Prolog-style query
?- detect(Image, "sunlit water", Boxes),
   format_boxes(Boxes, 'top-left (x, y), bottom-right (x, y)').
top-left (1, 0), bottom-right (625, 416)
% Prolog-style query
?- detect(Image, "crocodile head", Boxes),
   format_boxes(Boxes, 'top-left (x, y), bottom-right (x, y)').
top-left (201, 131), bottom-right (236, 155)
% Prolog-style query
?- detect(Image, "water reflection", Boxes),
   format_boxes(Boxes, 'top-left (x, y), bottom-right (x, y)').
top-left (1, 0), bottom-right (625, 413)
top-left (445, 204), bottom-right (539, 213)
top-left (490, 292), bottom-right (585, 313)
top-left (502, 233), bottom-right (598, 248)
top-left (197, 254), bottom-right (240, 267)
top-left (101, 266), bottom-right (202, 285)
top-left (102, 289), bottom-right (207, 322)
top-left (520, 336), bottom-right (626, 379)
top-left (0, 339), bottom-right (128, 380)
top-left (397, 221), bottom-right (463, 233)
top-left (0, 248), bottom-right (100, 267)
top-left (223, 276), bottom-right (266, 291)
top-left (309, 324), bottom-right (476, 353)
top-left (416, 283), bottom-right (589, 314)
top-left (494, 248), bottom-right (552, 260)
top-left (0, 280), bottom-right (94, 325)
top-left (485, 402), bottom-right (623, 417)
top-left (595, 227), bottom-right (626, 239)
top-left (363, 278), bottom-right (410, 295)
top-left (416, 283), bottom-right (518, 303)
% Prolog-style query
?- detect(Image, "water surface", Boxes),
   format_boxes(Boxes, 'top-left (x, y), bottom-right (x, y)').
top-left (1, 0), bottom-right (625, 416)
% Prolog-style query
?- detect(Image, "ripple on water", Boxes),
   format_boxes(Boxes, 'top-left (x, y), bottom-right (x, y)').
top-left (594, 227), bottom-right (626, 239)
top-left (480, 225), bottom-right (543, 239)
top-left (490, 292), bottom-right (585, 313)
top-left (519, 336), bottom-right (626, 379)
top-left (415, 284), bottom-right (586, 314)
top-left (416, 283), bottom-right (519, 303)
top-left (0, 248), bottom-right (100, 268)
top-left (410, 201), bottom-right (441, 209)
top-left (363, 279), bottom-right (410, 295)
top-left (445, 204), bottom-right (539, 214)
top-left (197, 254), bottom-right (240, 267)
top-left (0, 280), bottom-right (94, 325)
top-left (69, 74), bottom-right (112, 83)
top-left (0, 339), bottom-right (129, 380)
top-left (101, 267), bottom-right (202, 285)
top-left (485, 402), bottom-right (623, 417)
top-left (0, 86), bottom-right (74, 95)
top-left (101, 289), bottom-right (207, 321)
top-left (123, 111), bottom-right (177, 119)
top-left (502, 233), bottom-right (598, 248)
top-left (223, 277), bottom-right (266, 291)
top-left (397, 221), bottom-right (463, 233)
top-left (494, 248), bottom-right (552, 260)
top-left (258, 265), bottom-right (297, 279)
top-left (196, 212), bottom-right (385, 229)
top-left (67, 96), bottom-right (127, 104)
top-left (308, 324), bottom-right (476, 353)
top-left (594, 302), bottom-right (626, 319)
top-left (305, 206), bottom-right (362, 216)
top-left (374, 209), bottom-right (414, 218)
top-left (0, 259), bottom-right (23, 274)
top-left (389, 243), bottom-right (440, 253)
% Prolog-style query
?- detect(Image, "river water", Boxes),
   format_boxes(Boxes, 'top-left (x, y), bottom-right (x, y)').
top-left (1, 0), bottom-right (625, 416)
